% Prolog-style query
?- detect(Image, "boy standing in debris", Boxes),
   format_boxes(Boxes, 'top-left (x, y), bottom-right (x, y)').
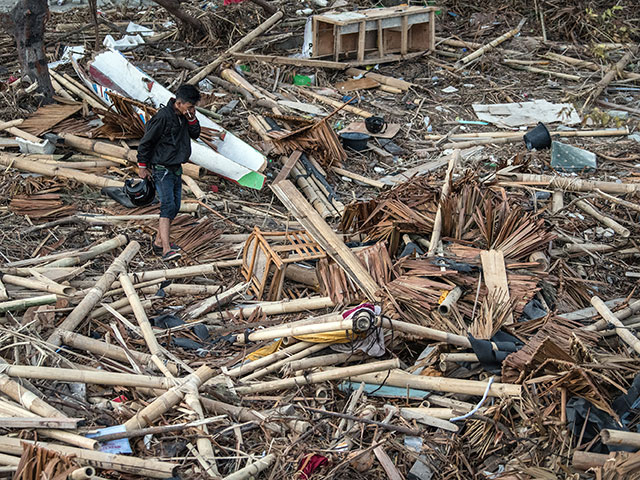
top-left (137, 84), bottom-right (201, 261)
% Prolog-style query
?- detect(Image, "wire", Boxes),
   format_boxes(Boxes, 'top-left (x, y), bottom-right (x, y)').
top-left (450, 376), bottom-right (494, 422)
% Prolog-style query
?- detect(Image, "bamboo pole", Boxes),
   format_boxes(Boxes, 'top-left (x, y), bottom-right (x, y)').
top-left (184, 282), bottom-right (249, 320)
top-left (591, 296), bottom-right (640, 355)
top-left (183, 392), bottom-right (219, 477)
top-left (0, 154), bottom-right (123, 189)
top-left (497, 172), bottom-right (640, 194)
top-left (455, 18), bottom-right (526, 68)
top-left (351, 370), bottom-right (521, 397)
top-left (0, 436), bottom-right (177, 478)
top-left (441, 136), bottom-right (522, 150)
top-left (0, 119), bottom-right (24, 131)
top-left (69, 467), bottom-right (96, 480)
top-left (428, 149), bottom-right (459, 257)
top-left (4, 126), bottom-right (43, 144)
top-left (0, 453), bottom-right (19, 466)
top-left (0, 278), bottom-right (7, 302)
top-left (439, 353), bottom-right (479, 363)
top-left (90, 296), bottom-right (143, 320)
top-left (220, 454), bottom-right (275, 480)
top-left (399, 408), bottom-right (459, 432)
top-left (287, 351), bottom-right (363, 372)
top-left (119, 274), bottom-right (162, 358)
top-left (131, 260), bottom-right (243, 282)
top-left (59, 330), bottom-right (153, 366)
top-left (104, 277), bottom-right (166, 298)
top-left (199, 397), bottom-right (285, 434)
top-left (596, 189), bottom-right (640, 214)
top-left (5, 234), bottom-right (129, 268)
top-left (205, 296), bottom-right (335, 322)
top-left (140, 284), bottom-right (222, 296)
top-left (438, 286), bottom-right (463, 316)
top-left (583, 299), bottom-right (640, 331)
top-left (0, 375), bottom-right (98, 450)
top-left (124, 365), bottom-right (215, 430)
top-left (217, 341), bottom-right (309, 380)
top-left (0, 294), bottom-right (57, 312)
top-left (575, 199), bottom-right (630, 237)
top-left (601, 429), bottom-right (640, 448)
top-left (240, 343), bottom-right (327, 381)
top-left (187, 11), bottom-right (284, 85)
top-left (395, 407), bottom-right (457, 419)
top-left (1, 274), bottom-right (74, 296)
top-left (426, 128), bottom-right (630, 141)
top-left (47, 241), bottom-right (140, 347)
top-left (235, 318), bottom-right (355, 344)
top-left (251, 313), bottom-right (475, 349)
top-left (583, 46), bottom-right (638, 111)
top-left (235, 359), bottom-right (399, 394)
top-left (59, 133), bottom-right (201, 179)
top-left (572, 451), bottom-right (611, 470)
top-left (182, 174), bottom-right (206, 200)
top-left (296, 89), bottom-right (373, 118)
top-left (331, 167), bottom-right (385, 189)
top-left (503, 62), bottom-right (582, 81)
top-left (2, 365), bottom-right (174, 389)
top-left (48, 69), bottom-right (104, 109)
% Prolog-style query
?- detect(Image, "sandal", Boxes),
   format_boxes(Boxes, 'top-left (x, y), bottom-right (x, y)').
top-left (152, 236), bottom-right (180, 254)
top-left (161, 249), bottom-right (181, 261)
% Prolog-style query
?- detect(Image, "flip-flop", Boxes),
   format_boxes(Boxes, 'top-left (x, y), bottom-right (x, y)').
top-left (161, 249), bottom-right (181, 261)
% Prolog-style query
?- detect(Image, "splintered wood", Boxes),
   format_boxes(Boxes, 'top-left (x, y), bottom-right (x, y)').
top-left (267, 112), bottom-right (347, 168)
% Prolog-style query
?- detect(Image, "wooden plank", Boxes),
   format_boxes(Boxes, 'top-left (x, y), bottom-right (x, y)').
top-left (271, 180), bottom-right (380, 301)
top-left (373, 446), bottom-right (404, 480)
top-left (357, 21), bottom-right (366, 62)
top-left (0, 417), bottom-right (83, 429)
top-left (335, 77), bottom-right (380, 92)
top-left (480, 249), bottom-right (513, 324)
top-left (401, 15), bottom-right (408, 55)
top-left (377, 19), bottom-right (384, 58)
top-left (332, 167), bottom-right (385, 189)
top-left (20, 103), bottom-right (83, 136)
top-left (273, 151), bottom-right (302, 184)
top-left (231, 53), bottom-right (348, 70)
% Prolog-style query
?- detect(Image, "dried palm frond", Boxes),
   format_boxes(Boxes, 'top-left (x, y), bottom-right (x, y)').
top-left (468, 290), bottom-right (514, 339)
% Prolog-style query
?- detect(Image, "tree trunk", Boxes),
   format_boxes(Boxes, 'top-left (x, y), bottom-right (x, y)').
top-left (10, 0), bottom-right (54, 103)
top-left (151, 0), bottom-right (206, 34)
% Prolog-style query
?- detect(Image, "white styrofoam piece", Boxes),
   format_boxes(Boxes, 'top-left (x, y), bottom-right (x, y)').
top-left (84, 50), bottom-right (266, 189)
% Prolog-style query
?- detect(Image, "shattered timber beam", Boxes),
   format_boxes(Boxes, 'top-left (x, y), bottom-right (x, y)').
top-left (271, 179), bottom-right (380, 301)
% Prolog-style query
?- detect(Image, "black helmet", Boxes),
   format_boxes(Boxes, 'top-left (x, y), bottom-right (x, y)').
top-left (365, 116), bottom-right (386, 134)
top-left (125, 178), bottom-right (155, 207)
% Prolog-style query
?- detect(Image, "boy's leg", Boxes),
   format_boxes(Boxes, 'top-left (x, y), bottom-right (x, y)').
top-left (165, 171), bottom-right (183, 253)
top-left (153, 168), bottom-right (176, 255)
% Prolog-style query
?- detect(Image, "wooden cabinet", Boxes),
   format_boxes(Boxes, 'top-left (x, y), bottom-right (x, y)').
top-left (312, 6), bottom-right (437, 64)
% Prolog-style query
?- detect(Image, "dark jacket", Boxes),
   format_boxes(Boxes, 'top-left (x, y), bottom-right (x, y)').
top-left (137, 98), bottom-right (200, 170)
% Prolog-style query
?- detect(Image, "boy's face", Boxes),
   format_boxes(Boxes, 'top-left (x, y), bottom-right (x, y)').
top-left (174, 99), bottom-right (195, 117)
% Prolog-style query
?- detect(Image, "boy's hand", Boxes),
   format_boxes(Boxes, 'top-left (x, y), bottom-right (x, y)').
top-left (185, 107), bottom-right (196, 122)
top-left (139, 167), bottom-right (151, 179)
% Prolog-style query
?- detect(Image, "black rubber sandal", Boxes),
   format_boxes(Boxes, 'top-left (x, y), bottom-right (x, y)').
top-left (161, 249), bottom-right (181, 261)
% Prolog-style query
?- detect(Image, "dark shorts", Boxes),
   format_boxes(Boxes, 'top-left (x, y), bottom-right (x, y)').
top-left (153, 167), bottom-right (182, 219)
